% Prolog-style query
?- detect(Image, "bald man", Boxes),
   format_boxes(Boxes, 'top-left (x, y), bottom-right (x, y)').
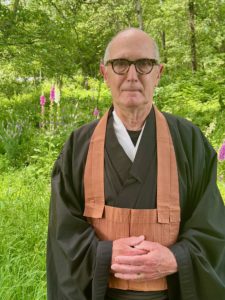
top-left (47, 29), bottom-right (225, 300)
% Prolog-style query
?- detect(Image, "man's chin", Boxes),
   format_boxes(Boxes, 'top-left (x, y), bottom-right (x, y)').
top-left (121, 97), bottom-right (145, 107)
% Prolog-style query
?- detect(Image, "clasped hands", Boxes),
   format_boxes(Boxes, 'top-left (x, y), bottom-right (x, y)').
top-left (111, 235), bottom-right (177, 281)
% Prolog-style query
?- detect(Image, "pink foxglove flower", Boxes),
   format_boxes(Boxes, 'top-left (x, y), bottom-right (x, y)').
top-left (218, 140), bottom-right (225, 161)
top-left (93, 107), bottom-right (99, 117)
top-left (40, 95), bottom-right (46, 106)
top-left (54, 88), bottom-right (60, 104)
top-left (50, 86), bottom-right (55, 102)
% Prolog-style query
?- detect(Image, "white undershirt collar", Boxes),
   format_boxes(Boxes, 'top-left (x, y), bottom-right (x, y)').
top-left (112, 110), bottom-right (146, 162)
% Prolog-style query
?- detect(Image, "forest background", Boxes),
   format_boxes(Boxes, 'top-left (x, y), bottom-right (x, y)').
top-left (0, 0), bottom-right (225, 299)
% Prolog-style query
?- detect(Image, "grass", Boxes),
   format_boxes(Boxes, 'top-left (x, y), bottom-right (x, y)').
top-left (218, 180), bottom-right (225, 201)
top-left (0, 160), bottom-right (224, 300)
top-left (0, 166), bottom-right (50, 300)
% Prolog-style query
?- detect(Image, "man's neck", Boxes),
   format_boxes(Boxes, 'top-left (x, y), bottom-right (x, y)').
top-left (113, 105), bottom-right (152, 131)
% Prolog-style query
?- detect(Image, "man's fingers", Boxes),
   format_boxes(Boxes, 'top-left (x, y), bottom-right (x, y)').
top-left (112, 236), bottom-right (146, 265)
top-left (114, 272), bottom-right (146, 281)
top-left (115, 254), bottom-right (149, 265)
top-left (114, 246), bottom-right (147, 257)
top-left (111, 263), bottom-right (143, 274)
top-left (135, 240), bottom-right (157, 251)
top-left (124, 248), bottom-right (147, 256)
top-left (125, 235), bottom-right (145, 247)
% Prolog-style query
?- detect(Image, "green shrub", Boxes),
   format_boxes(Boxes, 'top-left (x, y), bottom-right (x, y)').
top-left (0, 167), bottom-right (49, 300)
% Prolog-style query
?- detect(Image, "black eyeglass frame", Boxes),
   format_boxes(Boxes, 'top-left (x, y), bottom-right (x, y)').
top-left (105, 58), bottom-right (159, 75)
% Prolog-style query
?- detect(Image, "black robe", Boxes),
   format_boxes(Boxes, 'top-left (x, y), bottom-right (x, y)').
top-left (47, 109), bottom-right (225, 300)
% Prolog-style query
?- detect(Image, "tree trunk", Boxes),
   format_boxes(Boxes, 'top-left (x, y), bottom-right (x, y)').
top-left (219, 95), bottom-right (225, 110)
top-left (188, 0), bottom-right (197, 71)
top-left (161, 31), bottom-right (167, 63)
top-left (160, 0), bottom-right (167, 63)
top-left (57, 76), bottom-right (63, 94)
top-left (135, 0), bottom-right (144, 30)
top-left (13, 0), bottom-right (20, 17)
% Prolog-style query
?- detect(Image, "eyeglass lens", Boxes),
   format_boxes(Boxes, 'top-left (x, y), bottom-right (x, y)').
top-left (112, 59), bottom-right (154, 74)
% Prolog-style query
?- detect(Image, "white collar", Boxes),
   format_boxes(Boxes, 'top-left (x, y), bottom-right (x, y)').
top-left (112, 110), bottom-right (145, 162)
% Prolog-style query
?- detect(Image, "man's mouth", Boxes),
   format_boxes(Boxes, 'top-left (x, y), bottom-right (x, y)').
top-left (122, 89), bottom-right (141, 92)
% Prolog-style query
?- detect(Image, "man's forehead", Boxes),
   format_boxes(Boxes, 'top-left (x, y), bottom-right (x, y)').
top-left (112, 28), bottom-right (153, 43)
top-left (108, 30), bottom-right (156, 59)
top-left (109, 43), bottom-right (156, 60)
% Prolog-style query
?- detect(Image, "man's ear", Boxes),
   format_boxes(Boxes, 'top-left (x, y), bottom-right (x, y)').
top-left (155, 64), bottom-right (164, 86)
top-left (158, 64), bottom-right (164, 79)
top-left (100, 63), bottom-right (108, 81)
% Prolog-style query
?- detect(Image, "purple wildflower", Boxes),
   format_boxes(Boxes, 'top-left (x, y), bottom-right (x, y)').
top-left (218, 140), bottom-right (225, 161)
top-left (40, 95), bottom-right (46, 106)
top-left (93, 107), bottom-right (100, 117)
top-left (50, 86), bottom-right (55, 102)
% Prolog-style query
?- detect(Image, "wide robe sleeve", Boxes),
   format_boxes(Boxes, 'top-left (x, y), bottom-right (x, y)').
top-left (166, 115), bottom-right (225, 300)
top-left (47, 123), bottom-right (112, 300)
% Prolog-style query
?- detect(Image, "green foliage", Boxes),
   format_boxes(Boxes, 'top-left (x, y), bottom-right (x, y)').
top-left (0, 76), bottom-right (111, 169)
top-left (1, 0), bottom-right (225, 87)
top-left (0, 1), bottom-right (225, 298)
top-left (0, 91), bottom-right (40, 167)
top-left (0, 167), bottom-right (49, 300)
top-left (0, 77), bottom-right (224, 300)
top-left (218, 180), bottom-right (225, 201)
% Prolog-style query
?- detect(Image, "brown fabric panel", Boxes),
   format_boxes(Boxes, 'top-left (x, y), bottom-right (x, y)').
top-left (83, 111), bottom-right (109, 218)
top-left (89, 206), bottom-right (130, 240)
top-left (169, 129), bottom-right (180, 211)
top-left (130, 209), bottom-right (158, 223)
top-left (104, 206), bottom-right (130, 222)
top-left (128, 278), bottom-right (167, 291)
top-left (154, 106), bottom-right (180, 224)
top-left (169, 209), bottom-right (181, 222)
top-left (90, 218), bottom-right (130, 241)
top-left (169, 222), bottom-right (180, 244)
top-left (155, 107), bottom-right (171, 214)
top-left (84, 106), bottom-right (180, 291)
top-left (109, 276), bottom-right (167, 291)
top-left (84, 106), bottom-right (180, 220)
top-left (109, 275), bottom-right (129, 290)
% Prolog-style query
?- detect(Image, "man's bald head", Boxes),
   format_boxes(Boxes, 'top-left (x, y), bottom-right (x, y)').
top-left (103, 28), bottom-right (160, 64)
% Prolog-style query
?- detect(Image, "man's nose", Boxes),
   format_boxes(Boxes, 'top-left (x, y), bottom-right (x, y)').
top-left (126, 64), bottom-right (138, 81)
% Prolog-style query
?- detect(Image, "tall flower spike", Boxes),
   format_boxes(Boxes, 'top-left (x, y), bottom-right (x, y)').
top-left (218, 140), bottom-right (225, 161)
top-left (50, 86), bottom-right (55, 102)
top-left (54, 87), bottom-right (60, 104)
top-left (40, 95), bottom-right (46, 106)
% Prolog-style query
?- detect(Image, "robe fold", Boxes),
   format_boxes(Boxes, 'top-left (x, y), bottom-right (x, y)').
top-left (47, 108), bottom-right (225, 300)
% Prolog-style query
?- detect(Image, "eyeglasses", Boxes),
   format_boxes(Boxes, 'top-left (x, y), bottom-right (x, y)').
top-left (105, 58), bottom-right (159, 75)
